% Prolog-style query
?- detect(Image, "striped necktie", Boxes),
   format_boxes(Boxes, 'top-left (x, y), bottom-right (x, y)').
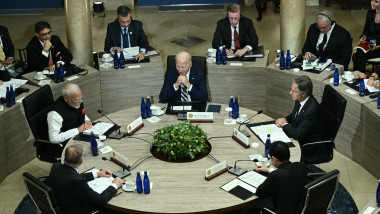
top-left (181, 84), bottom-right (188, 101)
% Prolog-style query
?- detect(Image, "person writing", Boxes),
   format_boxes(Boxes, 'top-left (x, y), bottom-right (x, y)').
top-left (104, 6), bottom-right (149, 62)
top-left (212, 3), bottom-right (258, 57)
top-left (47, 83), bottom-right (93, 145)
top-left (0, 25), bottom-right (15, 83)
top-left (48, 144), bottom-right (124, 214)
top-left (26, 21), bottom-right (73, 73)
top-left (353, 0), bottom-right (380, 73)
top-left (159, 51), bottom-right (208, 103)
top-left (367, 70), bottom-right (380, 88)
top-left (302, 11), bottom-right (352, 70)
top-left (249, 141), bottom-right (309, 214)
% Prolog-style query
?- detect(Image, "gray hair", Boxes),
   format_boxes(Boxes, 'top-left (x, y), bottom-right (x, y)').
top-left (64, 144), bottom-right (84, 168)
top-left (316, 11), bottom-right (333, 25)
top-left (175, 51), bottom-right (192, 63)
top-left (62, 83), bottom-right (80, 98)
top-left (293, 75), bottom-right (313, 96)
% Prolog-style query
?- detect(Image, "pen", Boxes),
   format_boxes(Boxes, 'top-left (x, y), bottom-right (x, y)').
top-left (113, 192), bottom-right (122, 197)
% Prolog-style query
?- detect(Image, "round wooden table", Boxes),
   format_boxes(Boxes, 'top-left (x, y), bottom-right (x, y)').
top-left (66, 103), bottom-right (301, 214)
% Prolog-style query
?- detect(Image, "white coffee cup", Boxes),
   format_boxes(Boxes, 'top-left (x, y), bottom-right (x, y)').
top-left (208, 48), bottom-right (216, 57)
top-left (239, 114), bottom-right (248, 122)
top-left (102, 53), bottom-right (111, 60)
top-left (99, 135), bottom-right (106, 142)
top-left (344, 71), bottom-right (352, 79)
top-left (251, 142), bottom-right (259, 155)
top-left (259, 157), bottom-right (269, 166)
top-left (150, 105), bottom-right (160, 115)
top-left (124, 180), bottom-right (134, 189)
top-left (36, 71), bottom-right (45, 79)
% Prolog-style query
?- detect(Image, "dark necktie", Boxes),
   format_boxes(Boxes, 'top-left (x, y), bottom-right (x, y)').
top-left (181, 84), bottom-right (188, 101)
top-left (234, 26), bottom-right (240, 49)
top-left (123, 28), bottom-right (129, 49)
top-left (318, 34), bottom-right (327, 56)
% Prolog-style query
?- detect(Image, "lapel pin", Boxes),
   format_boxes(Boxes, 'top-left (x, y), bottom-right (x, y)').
top-left (130, 32), bottom-right (132, 34)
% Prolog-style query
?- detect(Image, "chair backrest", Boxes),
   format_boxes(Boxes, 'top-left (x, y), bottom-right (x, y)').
top-left (320, 85), bottom-right (347, 141)
top-left (299, 169), bottom-right (340, 214)
top-left (167, 55), bottom-right (207, 74)
top-left (18, 48), bottom-right (28, 74)
top-left (22, 172), bottom-right (61, 214)
top-left (22, 85), bottom-right (55, 141)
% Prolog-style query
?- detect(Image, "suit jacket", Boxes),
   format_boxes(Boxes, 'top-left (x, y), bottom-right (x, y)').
top-left (362, 10), bottom-right (380, 45)
top-left (256, 161), bottom-right (309, 214)
top-left (104, 19), bottom-right (149, 53)
top-left (302, 22), bottom-right (352, 70)
top-left (283, 95), bottom-right (327, 147)
top-left (0, 25), bottom-right (14, 59)
top-left (26, 35), bottom-right (72, 73)
top-left (159, 67), bottom-right (208, 103)
top-left (48, 163), bottom-right (117, 214)
top-left (212, 16), bottom-right (258, 50)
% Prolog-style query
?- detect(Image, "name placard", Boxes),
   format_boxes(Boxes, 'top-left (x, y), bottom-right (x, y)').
top-left (172, 106), bottom-right (192, 111)
top-left (205, 160), bottom-right (228, 181)
top-left (127, 116), bottom-right (144, 135)
top-left (232, 128), bottom-right (249, 148)
top-left (187, 112), bottom-right (213, 123)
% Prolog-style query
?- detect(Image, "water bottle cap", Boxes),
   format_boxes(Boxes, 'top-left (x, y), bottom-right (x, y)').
top-left (147, 96), bottom-right (150, 99)
top-left (230, 96), bottom-right (233, 98)
top-left (267, 134), bottom-right (270, 137)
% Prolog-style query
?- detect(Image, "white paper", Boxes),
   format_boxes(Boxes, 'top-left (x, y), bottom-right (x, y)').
top-left (230, 63), bottom-right (243, 66)
top-left (302, 59), bottom-right (332, 71)
top-left (250, 124), bottom-right (291, 143)
top-left (363, 206), bottom-right (375, 214)
top-left (87, 168), bottom-right (114, 194)
top-left (345, 89), bottom-right (356, 95)
top-left (147, 116), bottom-right (160, 123)
top-left (123, 46), bottom-right (140, 57)
top-left (83, 122), bottom-right (114, 137)
top-left (38, 79), bottom-right (51, 86)
top-left (238, 170), bottom-right (267, 188)
top-left (0, 78), bottom-right (28, 97)
top-left (16, 97), bottom-right (25, 103)
top-left (365, 79), bottom-right (380, 93)
top-left (67, 75), bottom-right (79, 81)
top-left (128, 65), bottom-right (141, 69)
top-left (221, 178), bottom-right (257, 193)
top-left (99, 145), bottom-right (113, 154)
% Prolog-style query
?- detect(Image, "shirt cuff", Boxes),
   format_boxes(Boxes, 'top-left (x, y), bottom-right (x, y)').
top-left (188, 84), bottom-right (193, 91)
top-left (92, 171), bottom-right (98, 179)
top-left (140, 48), bottom-right (146, 53)
top-left (42, 51), bottom-right (49, 58)
top-left (245, 45), bottom-right (253, 51)
top-left (173, 84), bottom-right (179, 91)
top-left (111, 183), bottom-right (118, 190)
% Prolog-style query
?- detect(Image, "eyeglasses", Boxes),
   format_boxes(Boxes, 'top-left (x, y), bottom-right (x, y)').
top-left (39, 31), bottom-right (53, 37)
top-left (72, 96), bottom-right (82, 102)
top-left (315, 24), bottom-right (330, 31)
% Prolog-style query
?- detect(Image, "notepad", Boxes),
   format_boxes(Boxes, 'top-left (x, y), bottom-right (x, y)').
top-left (83, 122), bottom-right (114, 137)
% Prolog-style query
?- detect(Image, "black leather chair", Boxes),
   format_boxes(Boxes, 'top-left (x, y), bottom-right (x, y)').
top-left (18, 48), bottom-right (28, 74)
top-left (22, 172), bottom-right (61, 214)
top-left (22, 85), bottom-right (62, 163)
top-left (301, 85), bottom-right (347, 165)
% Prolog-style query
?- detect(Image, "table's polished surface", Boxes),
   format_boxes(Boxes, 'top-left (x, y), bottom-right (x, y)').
top-left (66, 103), bottom-right (301, 214)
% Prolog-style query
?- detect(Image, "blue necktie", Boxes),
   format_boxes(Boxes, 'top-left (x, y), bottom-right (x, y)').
top-left (123, 28), bottom-right (129, 48)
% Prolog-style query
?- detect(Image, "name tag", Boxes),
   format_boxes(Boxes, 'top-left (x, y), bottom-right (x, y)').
top-left (206, 160), bottom-right (227, 179)
top-left (233, 128), bottom-right (249, 147)
top-left (127, 116), bottom-right (143, 134)
top-left (187, 112), bottom-right (213, 123)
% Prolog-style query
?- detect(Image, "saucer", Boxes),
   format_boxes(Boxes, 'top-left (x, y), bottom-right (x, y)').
top-left (236, 118), bottom-right (249, 124)
top-left (342, 75), bottom-right (354, 80)
top-left (122, 184), bottom-right (136, 192)
top-left (34, 75), bottom-right (47, 80)
top-left (102, 57), bottom-right (113, 63)
top-left (152, 109), bottom-right (164, 116)
top-left (42, 70), bottom-right (49, 75)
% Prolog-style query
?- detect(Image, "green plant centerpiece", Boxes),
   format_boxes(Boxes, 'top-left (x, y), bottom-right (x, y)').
top-left (151, 121), bottom-right (211, 162)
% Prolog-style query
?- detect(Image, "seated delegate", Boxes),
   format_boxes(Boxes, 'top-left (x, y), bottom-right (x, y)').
top-left (159, 51), bottom-right (208, 103)
top-left (0, 25), bottom-right (15, 83)
top-left (104, 5), bottom-right (149, 62)
top-left (367, 69), bottom-right (380, 89)
top-left (212, 3), bottom-right (258, 57)
top-left (302, 11), bottom-right (352, 70)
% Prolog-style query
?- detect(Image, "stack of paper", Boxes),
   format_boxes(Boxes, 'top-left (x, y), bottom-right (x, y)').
top-left (250, 124), bottom-right (291, 143)
top-left (83, 122), bottom-right (114, 137)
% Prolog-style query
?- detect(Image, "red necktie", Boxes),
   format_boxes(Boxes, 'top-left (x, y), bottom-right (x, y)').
top-left (234, 26), bottom-right (240, 49)
top-left (48, 51), bottom-right (53, 66)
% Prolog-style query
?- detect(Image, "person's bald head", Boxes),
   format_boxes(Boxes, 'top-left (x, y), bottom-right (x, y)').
top-left (175, 51), bottom-right (192, 76)
top-left (62, 83), bottom-right (83, 109)
top-left (64, 144), bottom-right (84, 168)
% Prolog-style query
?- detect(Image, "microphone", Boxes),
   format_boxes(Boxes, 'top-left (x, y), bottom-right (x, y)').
top-left (228, 159), bottom-right (253, 176)
top-left (238, 110), bottom-right (263, 137)
top-left (97, 109), bottom-right (126, 139)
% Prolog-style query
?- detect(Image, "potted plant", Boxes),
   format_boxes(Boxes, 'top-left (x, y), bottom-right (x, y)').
top-left (151, 121), bottom-right (211, 162)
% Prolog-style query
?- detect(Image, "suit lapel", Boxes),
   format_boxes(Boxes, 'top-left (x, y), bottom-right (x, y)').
top-left (224, 18), bottom-right (232, 48)
top-left (295, 96), bottom-right (313, 124)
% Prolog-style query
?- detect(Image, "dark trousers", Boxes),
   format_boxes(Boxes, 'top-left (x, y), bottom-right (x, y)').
top-left (352, 48), bottom-right (380, 73)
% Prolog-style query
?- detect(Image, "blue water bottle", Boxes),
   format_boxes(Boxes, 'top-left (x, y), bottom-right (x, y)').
top-left (146, 96), bottom-right (152, 118)
top-left (216, 45), bottom-right (221, 65)
top-left (229, 96), bottom-right (234, 118)
top-left (376, 179), bottom-right (380, 207)
top-left (143, 171), bottom-right (150, 194)
top-left (377, 92), bottom-right (380, 109)
top-left (280, 50), bottom-right (285, 70)
top-left (359, 78), bottom-right (365, 97)
top-left (234, 97), bottom-right (239, 119)
top-left (285, 50), bottom-right (291, 70)
top-left (90, 131), bottom-right (98, 156)
top-left (264, 134), bottom-right (271, 158)
top-left (54, 64), bottom-right (60, 83)
top-left (5, 87), bottom-right (12, 108)
top-left (114, 49), bottom-right (119, 69)
top-left (10, 85), bottom-right (16, 105)
top-left (141, 97), bottom-right (147, 119)
top-left (333, 68), bottom-right (339, 86)
top-left (221, 45), bottom-right (227, 65)
top-left (119, 50), bottom-right (125, 69)
top-left (136, 171), bottom-right (143, 194)
top-left (59, 64), bottom-right (64, 82)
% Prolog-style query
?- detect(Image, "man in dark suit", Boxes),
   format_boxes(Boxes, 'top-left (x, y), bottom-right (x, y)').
top-left (48, 144), bottom-right (124, 214)
top-left (212, 4), bottom-right (258, 57)
top-left (0, 25), bottom-right (15, 83)
top-left (159, 51), bottom-right (208, 103)
top-left (253, 141), bottom-right (309, 214)
top-left (104, 5), bottom-right (149, 62)
top-left (26, 21), bottom-right (72, 73)
top-left (302, 11), bottom-right (352, 70)
top-left (275, 75), bottom-right (327, 160)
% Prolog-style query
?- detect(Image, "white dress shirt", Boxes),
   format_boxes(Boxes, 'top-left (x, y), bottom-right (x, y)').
top-left (230, 23), bottom-right (252, 51)
top-left (317, 23), bottom-right (335, 51)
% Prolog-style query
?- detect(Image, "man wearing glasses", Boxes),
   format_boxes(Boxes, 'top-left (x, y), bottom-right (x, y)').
top-left (159, 51), bottom-right (208, 103)
top-left (47, 83), bottom-right (92, 146)
top-left (302, 11), bottom-right (352, 70)
top-left (104, 5), bottom-right (149, 62)
top-left (212, 3), bottom-right (258, 57)
top-left (26, 21), bottom-right (72, 73)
